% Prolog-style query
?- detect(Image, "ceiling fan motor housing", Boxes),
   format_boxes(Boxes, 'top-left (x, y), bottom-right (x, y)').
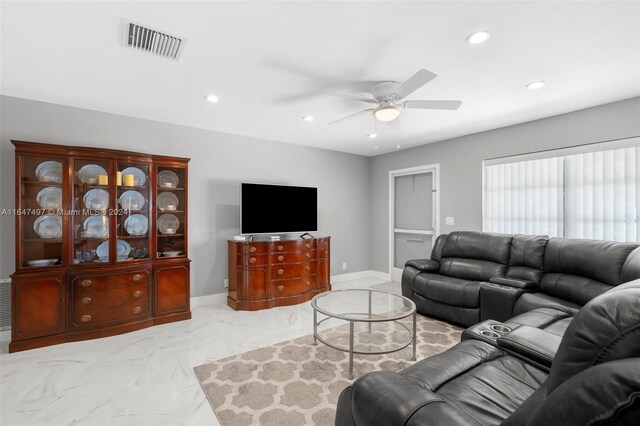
top-left (371, 81), bottom-right (401, 102)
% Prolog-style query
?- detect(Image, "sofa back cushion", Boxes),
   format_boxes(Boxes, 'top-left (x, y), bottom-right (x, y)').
top-left (505, 234), bottom-right (549, 283)
top-left (439, 232), bottom-right (511, 281)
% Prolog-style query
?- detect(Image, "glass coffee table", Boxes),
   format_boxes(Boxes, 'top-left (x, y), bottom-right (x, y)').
top-left (311, 289), bottom-right (417, 378)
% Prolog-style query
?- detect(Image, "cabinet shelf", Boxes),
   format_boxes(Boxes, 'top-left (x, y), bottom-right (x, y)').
top-left (22, 180), bottom-right (63, 187)
top-left (23, 238), bottom-right (62, 243)
top-left (158, 233), bottom-right (185, 238)
top-left (156, 187), bottom-right (184, 191)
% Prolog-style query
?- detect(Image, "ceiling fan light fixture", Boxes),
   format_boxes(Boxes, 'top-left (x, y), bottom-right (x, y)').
top-left (373, 103), bottom-right (400, 122)
top-left (466, 31), bottom-right (491, 44)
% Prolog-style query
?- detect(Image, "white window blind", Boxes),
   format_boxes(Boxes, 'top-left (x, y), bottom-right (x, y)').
top-left (483, 140), bottom-right (640, 242)
top-left (565, 147), bottom-right (639, 242)
top-left (483, 157), bottom-right (564, 236)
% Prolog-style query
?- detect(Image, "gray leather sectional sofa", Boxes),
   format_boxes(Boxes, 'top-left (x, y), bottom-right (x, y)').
top-left (336, 232), bottom-right (640, 425)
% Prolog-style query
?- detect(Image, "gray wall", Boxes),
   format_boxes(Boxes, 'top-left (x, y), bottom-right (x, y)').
top-left (370, 97), bottom-right (640, 273)
top-left (0, 96), bottom-right (372, 296)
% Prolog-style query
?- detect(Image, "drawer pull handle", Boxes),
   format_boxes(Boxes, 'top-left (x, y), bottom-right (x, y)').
top-left (133, 307), bottom-right (142, 314)
top-left (277, 285), bottom-right (284, 291)
top-left (277, 269), bottom-right (284, 275)
top-left (250, 257), bottom-right (256, 264)
top-left (306, 243), bottom-right (311, 249)
top-left (81, 314), bottom-right (92, 323)
top-left (81, 279), bottom-right (92, 288)
top-left (81, 297), bottom-right (92, 305)
top-left (277, 245), bottom-right (284, 251)
top-left (132, 274), bottom-right (143, 282)
top-left (132, 290), bottom-right (142, 298)
top-left (305, 266), bottom-right (310, 271)
top-left (277, 255), bottom-right (284, 262)
top-left (250, 247), bottom-right (257, 253)
top-left (306, 281), bottom-right (311, 287)
top-left (305, 253), bottom-right (310, 259)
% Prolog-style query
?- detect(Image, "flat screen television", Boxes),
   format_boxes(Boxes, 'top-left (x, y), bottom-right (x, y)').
top-left (241, 183), bottom-right (318, 235)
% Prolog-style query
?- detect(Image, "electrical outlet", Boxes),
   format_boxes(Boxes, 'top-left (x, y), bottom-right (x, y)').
top-left (446, 216), bottom-right (455, 226)
top-left (224, 279), bottom-right (228, 288)
top-left (342, 262), bottom-right (347, 270)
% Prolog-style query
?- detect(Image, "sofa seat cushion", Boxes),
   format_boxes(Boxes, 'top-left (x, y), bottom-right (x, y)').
top-left (505, 308), bottom-right (573, 337)
top-left (413, 273), bottom-right (481, 308)
top-left (513, 292), bottom-right (581, 316)
top-left (338, 340), bottom-right (547, 426)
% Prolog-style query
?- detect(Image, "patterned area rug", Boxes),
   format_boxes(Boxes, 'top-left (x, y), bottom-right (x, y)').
top-left (194, 315), bottom-right (462, 426)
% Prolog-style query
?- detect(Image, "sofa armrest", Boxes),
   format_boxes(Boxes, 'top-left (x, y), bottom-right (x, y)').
top-left (405, 259), bottom-right (440, 273)
top-left (489, 276), bottom-right (538, 289)
top-left (497, 325), bottom-right (562, 368)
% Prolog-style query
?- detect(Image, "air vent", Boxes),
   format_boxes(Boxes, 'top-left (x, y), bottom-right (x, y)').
top-left (0, 279), bottom-right (10, 331)
top-left (124, 21), bottom-right (185, 60)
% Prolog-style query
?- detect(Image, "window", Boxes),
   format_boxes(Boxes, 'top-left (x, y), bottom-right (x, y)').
top-left (483, 140), bottom-right (640, 242)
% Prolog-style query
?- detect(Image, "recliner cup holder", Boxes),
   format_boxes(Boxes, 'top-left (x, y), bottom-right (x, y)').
top-left (480, 330), bottom-right (500, 339)
top-left (490, 324), bottom-right (512, 334)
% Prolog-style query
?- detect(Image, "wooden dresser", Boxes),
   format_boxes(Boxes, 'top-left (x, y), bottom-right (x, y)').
top-left (227, 237), bottom-right (330, 310)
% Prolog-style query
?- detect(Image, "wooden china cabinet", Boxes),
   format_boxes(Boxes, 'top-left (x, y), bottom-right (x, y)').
top-left (10, 140), bottom-right (191, 352)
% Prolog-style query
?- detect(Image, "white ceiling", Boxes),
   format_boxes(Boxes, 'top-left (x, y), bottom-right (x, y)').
top-left (2, 1), bottom-right (639, 156)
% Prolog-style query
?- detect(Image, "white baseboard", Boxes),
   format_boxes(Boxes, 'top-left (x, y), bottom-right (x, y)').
top-left (330, 269), bottom-right (390, 283)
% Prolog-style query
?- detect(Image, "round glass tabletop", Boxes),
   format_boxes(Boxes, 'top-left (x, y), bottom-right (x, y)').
top-left (311, 289), bottom-right (415, 322)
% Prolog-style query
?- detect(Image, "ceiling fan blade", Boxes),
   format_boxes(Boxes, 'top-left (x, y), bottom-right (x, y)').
top-left (402, 100), bottom-right (462, 110)
top-left (334, 92), bottom-right (378, 104)
top-left (393, 69), bottom-right (438, 100)
top-left (328, 108), bottom-right (375, 125)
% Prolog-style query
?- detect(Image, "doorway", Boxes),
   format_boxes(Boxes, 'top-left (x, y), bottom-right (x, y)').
top-left (389, 164), bottom-right (439, 282)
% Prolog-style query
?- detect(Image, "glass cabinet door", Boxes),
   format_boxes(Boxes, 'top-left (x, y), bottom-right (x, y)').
top-left (71, 158), bottom-right (112, 265)
top-left (17, 154), bottom-right (66, 269)
top-left (116, 161), bottom-right (151, 262)
top-left (156, 166), bottom-right (186, 259)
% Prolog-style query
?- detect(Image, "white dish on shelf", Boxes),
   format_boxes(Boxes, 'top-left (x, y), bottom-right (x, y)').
top-left (121, 166), bottom-right (147, 186)
top-left (78, 164), bottom-right (107, 184)
top-left (33, 215), bottom-right (63, 238)
top-left (162, 251), bottom-right (182, 257)
top-left (26, 258), bottom-right (58, 267)
top-left (119, 190), bottom-right (146, 211)
top-left (36, 187), bottom-right (63, 209)
top-left (96, 239), bottom-right (132, 260)
top-left (83, 189), bottom-right (109, 210)
top-left (158, 170), bottom-right (179, 188)
top-left (158, 192), bottom-right (179, 211)
top-left (124, 214), bottom-right (148, 236)
top-left (158, 214), bottom-right (180, 235)
top-left (35, 161), bottom-right (62, 183)
top-left (83, 215), bottom-right (109, 238)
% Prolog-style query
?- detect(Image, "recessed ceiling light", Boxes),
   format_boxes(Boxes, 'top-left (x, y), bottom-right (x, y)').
top-left (396, 144), bottom-right (401, 149)
top-left (367, 133), bottom-right (377, 139)
top-left (466, 31), bottom-right (491, 44)
top-left (205, 94), bottom-right (219, 103)
top-left (526, 81), bottom-right (546, 90)
top-left (302, 115), bottom-right (314, 122)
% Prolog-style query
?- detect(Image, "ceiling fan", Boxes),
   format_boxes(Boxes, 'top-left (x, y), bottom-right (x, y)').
top-left (329, 69), bottom-right (462, 125)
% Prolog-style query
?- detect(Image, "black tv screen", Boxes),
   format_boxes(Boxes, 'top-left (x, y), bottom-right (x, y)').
top-left (241, 183), bottom-right (318, 235)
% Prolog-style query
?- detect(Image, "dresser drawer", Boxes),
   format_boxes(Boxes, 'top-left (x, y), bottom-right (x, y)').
top-left (272, 241), bottom-right (314, 253)
top-left (238, 254), bottom-right (269, 267)
top-left (73, 285), bottom-right (148, 310)
top-left (241, 244), bottom-right (269, 255)
top-left (272, 251), bottom-right (316, 264)
top-left (72, 300), bottom-right (150, 328)
top-left (71, 270), bottom-right (149, 292)
top-left (272, 277), bottom-right (316, 297)
top-left (271, 262), bottom-right (316, 279)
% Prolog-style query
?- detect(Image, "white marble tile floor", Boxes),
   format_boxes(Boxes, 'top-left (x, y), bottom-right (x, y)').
top-left (0, 277), bottom-right (399, 426)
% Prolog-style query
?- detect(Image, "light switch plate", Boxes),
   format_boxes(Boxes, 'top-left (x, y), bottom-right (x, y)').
top-left (445, 216), bottom-right (455, 226)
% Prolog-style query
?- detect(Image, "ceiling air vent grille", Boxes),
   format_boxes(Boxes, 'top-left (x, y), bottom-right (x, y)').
top-left (125, 21), bottom-right (184, 60)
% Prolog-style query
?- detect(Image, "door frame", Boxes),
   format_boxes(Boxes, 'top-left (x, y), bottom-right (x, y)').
top-left (388, 163), bottom-right (440, 282)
